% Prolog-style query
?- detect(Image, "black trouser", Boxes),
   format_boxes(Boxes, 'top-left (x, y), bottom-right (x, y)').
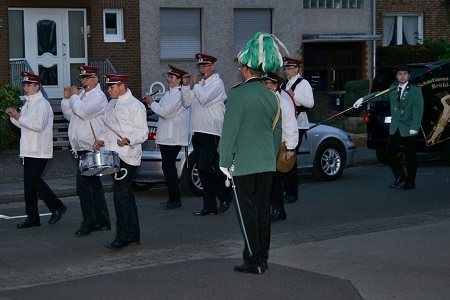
top-left (283, 129), bottom-right (306, 199)
top-left (160, 145), bottom-right (182, 203)
top-left (23, 157), bottom-right (63, 221)
top-left (76, 151), bottom-right (110, 229)
top-left (111, 160), bottom-right (139, 243)
top-left (234, 172), bottom-right (274, 267)
top-left (270, 170), bottom-right (285, 210)
top-left (386, 130), bottom-right (418, 183)
top-left (192, 132), bottom-right (230, 211)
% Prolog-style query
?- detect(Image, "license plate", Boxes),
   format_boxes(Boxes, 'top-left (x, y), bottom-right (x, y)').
top-left (384, 116), bottom-right (391, 124)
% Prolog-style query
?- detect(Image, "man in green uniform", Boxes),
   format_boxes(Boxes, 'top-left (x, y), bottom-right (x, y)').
top-left (220, 32), bottom-right (284, 274)
top-left (354, 64), bottom-right (424, 189)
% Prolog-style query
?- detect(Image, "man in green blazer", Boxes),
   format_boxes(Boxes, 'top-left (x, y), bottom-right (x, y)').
top-left (219, 32), bottom-right (283, 274)
top-left (354, 64), bottom-right (424, 189)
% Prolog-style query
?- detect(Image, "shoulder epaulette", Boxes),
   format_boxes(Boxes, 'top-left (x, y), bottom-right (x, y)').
top-left (231, 82), bottom-right (243, 89)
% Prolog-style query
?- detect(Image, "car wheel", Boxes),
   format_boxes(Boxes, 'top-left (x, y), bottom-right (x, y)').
top-left (132, 182), bottom-right (154, 191)
top-left (180, 154), bottom-right (203, 196)
top-left (376, 147), bottom-right (389, 165)
top-left (440, 141), bottom-right (450, 165)
top-left (312, 140), bottom-right (346, 181)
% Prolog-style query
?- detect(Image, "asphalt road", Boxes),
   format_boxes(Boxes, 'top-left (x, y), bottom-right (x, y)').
top-left (0, 154), bottom-right (449, 299)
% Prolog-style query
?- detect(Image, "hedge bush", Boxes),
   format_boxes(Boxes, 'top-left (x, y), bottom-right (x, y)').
top-left (0, 84), bottom-right (23, 151)
top-left (344, 79), bottom-right (370, 116)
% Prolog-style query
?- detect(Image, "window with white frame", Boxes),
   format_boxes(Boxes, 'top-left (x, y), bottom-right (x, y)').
top-left (160, 8), bottom-right (201, 59)
top-left (103, 9), bottom-right (125, 42)
top-left (234, 9), bottom-right (272, 56)
top-left (382, 14), bottom-right (423, 46)
top-left (303, 0), bottom-right (363, 9)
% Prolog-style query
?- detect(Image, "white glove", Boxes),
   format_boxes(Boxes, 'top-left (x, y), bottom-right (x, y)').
top-left (219, 167), bottom-right (231, 179)
top-left (353, 98), bottom-right (364, 108)
top-left (409, 129), bottom-right (418, 135)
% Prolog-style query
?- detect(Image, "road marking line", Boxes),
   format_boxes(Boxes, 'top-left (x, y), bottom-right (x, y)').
top-left (0, 213), bottom-right (51, 220)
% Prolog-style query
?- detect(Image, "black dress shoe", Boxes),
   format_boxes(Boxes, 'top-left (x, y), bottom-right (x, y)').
top-left (75, 227), bottom-right (91, 236)
top-left (161, 201), bottom-right (182, 210)
top-left (218, 199), bottom-right (232, 213)
top-left (105, 240), bottom-right (128, 250)
top-left (389, 176), bottom-right (406, 189)
top-left (270, 208), bottom-right (287, 222)
top-left (48, 204), bottom-right (67, 224)
top-left (234, 262), bottom-right (265, 274)
top-left (193, 209), bottom-right (218, 216)
top-left (284, 195), bottom-right (298, 204)
top-left (401, 182), bottom-right (415, 190)
top-left (17, 218), bottom-right (41, 229)
top-left (92, 223), bottom-right (111, 231)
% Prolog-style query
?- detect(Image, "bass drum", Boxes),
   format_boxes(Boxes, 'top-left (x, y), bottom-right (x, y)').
top-left (79, 150), bottom-right (120, 176)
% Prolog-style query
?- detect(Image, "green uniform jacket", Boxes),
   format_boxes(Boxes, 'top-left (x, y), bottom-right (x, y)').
top-left (364, 82), bottom-right (424, 137)
top-left (219, 78), bottom-right (282, 176)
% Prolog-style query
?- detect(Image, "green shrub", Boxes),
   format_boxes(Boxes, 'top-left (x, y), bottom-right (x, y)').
top-left (344, 79), bottom-right (370, 116)
top-left (0, 84), bottom-right (22, 151)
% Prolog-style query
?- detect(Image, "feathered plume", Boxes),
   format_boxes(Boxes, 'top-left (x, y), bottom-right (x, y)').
top-left (237, 32), bottom-right (289, 73)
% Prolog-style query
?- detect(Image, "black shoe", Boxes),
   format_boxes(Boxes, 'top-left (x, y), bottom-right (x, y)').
top-left (193, 209), bottom-right (218, 216)
top-left (389, 176), bottom-right (406, 189)
top-left (105, 240), bottom-right (128, 250)
top-left (400, 182), bottom-right (415, 190)
top-left (270, 208), bottom-right (287, 222)
top-left (92, 223), bottom-right (111, 231)
top-left (17, 218), bottom-right (41, 229)
top-left (234, 262), bottom-right (265, 274)
top-left (218, 199), bottom-right (232, 214)
top-left (262, 261), bottom-right (268, 271)
top-left (284, 195), bottom-right (298, 204)
top-left (161, 201), bottom-right (182, 210)
top-left (75, 227), bottom-right (91, 237)
top-left (48, 204), bottom-right (67, 224)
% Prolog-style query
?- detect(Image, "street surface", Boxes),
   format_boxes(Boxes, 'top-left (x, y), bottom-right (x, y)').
top-left (0, 152), bottom-right (449, 299)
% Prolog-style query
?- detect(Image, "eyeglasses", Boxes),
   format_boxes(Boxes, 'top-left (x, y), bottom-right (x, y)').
top-left (198, 64), bottom-right (212, 70)
top-left (282, 66), bottom-right (297, 71)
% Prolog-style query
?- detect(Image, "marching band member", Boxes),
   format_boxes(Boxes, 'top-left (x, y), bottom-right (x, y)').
top-left (144, 65), bottom-right (189, 210)
top-left (94, 73), bottom-right (149, 250)
top-left (61, 65), bottom-right (111, 237)
top-left (5, 72), bottom-right (67, 228)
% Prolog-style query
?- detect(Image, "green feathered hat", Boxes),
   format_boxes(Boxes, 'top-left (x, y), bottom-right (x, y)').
top-left (237, 32), bottom-right (289, 73)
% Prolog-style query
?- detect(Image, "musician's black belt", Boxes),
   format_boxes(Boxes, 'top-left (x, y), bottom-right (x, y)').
top-left (296, 106), bottom-right (307, 113)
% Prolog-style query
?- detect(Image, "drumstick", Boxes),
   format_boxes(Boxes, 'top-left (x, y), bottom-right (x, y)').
top-left (89, 121), bottom-right (97, 141)
top-left (105, 123), bottom-right (134, 149)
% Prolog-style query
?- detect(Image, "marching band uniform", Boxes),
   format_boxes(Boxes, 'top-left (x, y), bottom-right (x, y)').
top-left (61, 65), bottom-right (110, 236)
top-left (281, 57), bottom-right (315, 203)
top-left (8, 72), bottom-right (67, 228)
top-left (100, 73), bottom-right (149, 249)
top-left (181, 53), bottom-right (232, 216)
top-left (261, 72), bottom-right (298, 222)
top-left (147, 65), bottom-right (189, 210)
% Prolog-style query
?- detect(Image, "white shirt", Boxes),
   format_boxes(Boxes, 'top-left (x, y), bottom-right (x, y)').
top-left (286, 73), bottom-right (315, 129)
top-left (61, 83), bottom-right (108, 151)
top-left (181, 73), bottom-right (227, 137)
top-left (151, 86), bottom-right (189, 146)
top-left (278, 90), bottom-right (299, 150)
top-left (10, 91), bottom-right (53, 159)
top-left (102, 89), bottom-right (149, 166)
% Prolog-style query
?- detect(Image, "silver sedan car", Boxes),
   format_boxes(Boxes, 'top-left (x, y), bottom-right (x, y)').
top-left (133, 111), bottom-right (355, 195)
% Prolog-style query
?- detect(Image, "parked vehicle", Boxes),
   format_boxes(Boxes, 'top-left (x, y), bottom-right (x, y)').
top-left (132, 109), bottom-right (356, 195)
top-left (364, 61), bottom-right (450, 164)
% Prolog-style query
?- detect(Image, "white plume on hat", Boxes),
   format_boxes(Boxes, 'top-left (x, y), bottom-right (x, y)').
top-left (237, 32), bottom-right (289, 73)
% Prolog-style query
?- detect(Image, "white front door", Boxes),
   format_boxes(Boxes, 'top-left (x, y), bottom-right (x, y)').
top-left (24, 9), bottom-right (87, 99)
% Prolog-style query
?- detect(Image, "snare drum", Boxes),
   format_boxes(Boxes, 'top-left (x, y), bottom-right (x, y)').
top-left (79, 150), bottom-right (120, 176)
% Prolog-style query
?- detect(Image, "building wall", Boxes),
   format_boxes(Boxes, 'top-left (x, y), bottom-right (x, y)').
top-left (0, 0), bottom-right (141, 94)
top-left (140, 0), bottom-right (376, 93)
top-left (376, 0), bottom-right (450, 44)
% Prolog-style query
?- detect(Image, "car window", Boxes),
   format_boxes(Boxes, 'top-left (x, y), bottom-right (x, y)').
top-left (147, 109), bottom-right (159, 122)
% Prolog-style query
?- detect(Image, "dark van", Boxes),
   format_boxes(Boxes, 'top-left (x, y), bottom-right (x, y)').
top-left (364, 61), bottom-right (450, 164)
